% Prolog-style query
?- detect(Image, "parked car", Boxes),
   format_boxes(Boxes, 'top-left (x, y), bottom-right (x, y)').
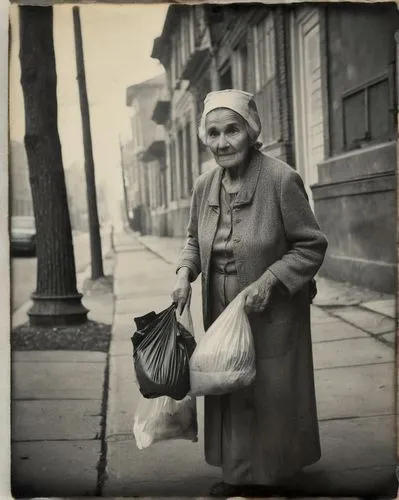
top-left (11, 215), bottom-right (37, 255)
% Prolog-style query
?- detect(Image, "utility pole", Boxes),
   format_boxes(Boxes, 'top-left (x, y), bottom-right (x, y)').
top-left (73, 6), bottom-right (104, 281)
top-left (119, 135), bottom-right (131, 225)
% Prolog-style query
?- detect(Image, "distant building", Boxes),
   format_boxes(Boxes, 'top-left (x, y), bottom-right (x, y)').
top-left (10, 140), bottom-right (34, 217)
top-left (124, 73), bottom-right (167, 236)
top-left (150, 3), bottom-right (398, 293)
top-left (64, 163), bottom-right (89, 232)
top-left (96, 182), bottom-right (110, 227)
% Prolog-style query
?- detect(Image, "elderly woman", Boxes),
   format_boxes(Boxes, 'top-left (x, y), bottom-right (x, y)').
top-left (172, 89), bottom-right (328, 498)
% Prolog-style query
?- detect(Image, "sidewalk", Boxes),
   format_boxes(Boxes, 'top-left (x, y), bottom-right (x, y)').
top-left (10, 230), bottom-right (397, 498)
top-left (11, 236), bottom-right (114, 497)
top-left (104, 232), bottom-right (397, 497)
top-left (12, 227), bottom-right (114, 326)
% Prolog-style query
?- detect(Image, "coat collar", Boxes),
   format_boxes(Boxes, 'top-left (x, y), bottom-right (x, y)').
top-left (208, 149), bottom-right (263, 207)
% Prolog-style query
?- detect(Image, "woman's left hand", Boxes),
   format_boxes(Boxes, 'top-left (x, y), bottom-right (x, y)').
top-left (240, 270), bottom-right (280, 314)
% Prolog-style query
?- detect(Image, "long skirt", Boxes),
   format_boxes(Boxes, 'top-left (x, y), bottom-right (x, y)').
top-left (204, 272), bottom-right (256, 485)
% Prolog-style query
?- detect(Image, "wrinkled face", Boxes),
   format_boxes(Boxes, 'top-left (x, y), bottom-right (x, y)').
top-left (205, 108), bottom-right (251, 169)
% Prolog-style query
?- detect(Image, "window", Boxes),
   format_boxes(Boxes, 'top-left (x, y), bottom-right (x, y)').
top-left (143, 166), bottom-right (150, 207)
top-left (171, 34), bottom-right (182, 87)
top-left (169, 138), bottom-right (176, 201)
top-left (196, 75), bottom-right (211, 123)
top-left (342, 72), bottom-right (396, 150)
top-left (232, 44), bottom-right (248, 90)
top-left (189, 8), bottom-right (195, 54)
top-left (193, 5), bottom-right (205, 47)
top-left (131, 104), bottom-right (143, 152)
top-left (181, 11), bottom-right (194, 67)
top-left (177, 33), bottom-right (182, 81)
top-left (181, 16), bottom-right (188, 67)
top-left (178, 128), bottom-right (185, 198)
top-left (161, 169), bottom-right (167, 207)
top-left (156, 164), bottom-right (162, 208)
top-left (252, 14), bottom-right (280, 146)
top-left (185, 121), bottom-right (193, 193)
top-left (170, 37), bottom-right (176, 86)
top-left (219, 63), bottom-right (233, 90)
top-left (253, 15), bottom-right (276, 91)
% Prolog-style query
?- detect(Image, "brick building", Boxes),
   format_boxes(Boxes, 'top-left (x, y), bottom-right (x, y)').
top-left (124, 73), bottom-right (167, 235)
top-left (149, 3), bottom-right (398, 292)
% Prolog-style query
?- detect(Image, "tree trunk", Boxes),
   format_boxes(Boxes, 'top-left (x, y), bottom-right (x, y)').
top-left (19, 6), bottom-right (88, 326)
top-left (73, 6), bottom-right (104, 281)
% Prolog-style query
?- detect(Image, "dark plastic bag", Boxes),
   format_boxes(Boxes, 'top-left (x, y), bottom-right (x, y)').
top-left (131, 304), bottom-right (196, 401)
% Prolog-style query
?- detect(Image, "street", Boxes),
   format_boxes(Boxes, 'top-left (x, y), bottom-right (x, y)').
top-left (11, 231), bottom-right (110, 312)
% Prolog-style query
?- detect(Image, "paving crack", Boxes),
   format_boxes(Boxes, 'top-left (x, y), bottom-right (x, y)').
top-left (316, 305), bottom-right (396, 349)
top-left (95, 345), bottom-right (110, 496)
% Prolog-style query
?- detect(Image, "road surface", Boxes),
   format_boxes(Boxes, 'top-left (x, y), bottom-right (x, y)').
top-left (11, 231), bottom-right (111, 312)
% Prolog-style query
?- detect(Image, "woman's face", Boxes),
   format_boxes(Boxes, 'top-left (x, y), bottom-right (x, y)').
top-left (205, 108), bottom-right (251, 169)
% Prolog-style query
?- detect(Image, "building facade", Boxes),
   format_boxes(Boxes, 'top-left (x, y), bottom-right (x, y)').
top-left (310, 5), bottom-right (398, 293)
top-left (149, 3), bottom-right (398, 292)
top-left (124, 73), bottom-right (167, 236)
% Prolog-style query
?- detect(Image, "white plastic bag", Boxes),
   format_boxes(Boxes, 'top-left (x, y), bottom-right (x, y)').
top-left (133, 300), bottom-right (198, 450)
top-left (133, 395), bottom-right (198, 450)
top-left (189, 293), bottom-right (256, 396)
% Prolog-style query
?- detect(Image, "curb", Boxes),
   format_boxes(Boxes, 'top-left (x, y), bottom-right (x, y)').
top-left (11, 233), bottom-right (113, 329)
top-left (12, 300), bottom-right (32, 329)
top-left (11, 265), bottom-right (94, 329)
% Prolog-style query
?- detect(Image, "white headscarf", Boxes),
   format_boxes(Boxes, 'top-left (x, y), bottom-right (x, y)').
top-left (198, 89), bottom-right (262, 146)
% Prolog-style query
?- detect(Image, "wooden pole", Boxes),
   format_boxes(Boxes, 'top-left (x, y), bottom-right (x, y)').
top-left (73, 6), bottom-right (104, 280)
top-left (119, 135), bottom-right (131, 226)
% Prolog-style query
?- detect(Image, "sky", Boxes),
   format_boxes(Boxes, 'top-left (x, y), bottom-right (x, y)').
top-left (9, 4), bottom-right (169, 225)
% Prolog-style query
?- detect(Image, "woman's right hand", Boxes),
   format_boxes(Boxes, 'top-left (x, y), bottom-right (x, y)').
top-left (172, 267), bottom-right (192, 314)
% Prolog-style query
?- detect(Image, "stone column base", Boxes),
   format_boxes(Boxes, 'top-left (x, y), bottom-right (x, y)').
top-left (28, 293), bottom-right (89, 326)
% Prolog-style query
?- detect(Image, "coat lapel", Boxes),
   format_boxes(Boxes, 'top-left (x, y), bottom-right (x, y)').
top-left (207, 167), bottom-right (223, 208)
top-left (202, 168), bottom-right (222, 327)
top-left (233, 150), bottom-right (263, 207)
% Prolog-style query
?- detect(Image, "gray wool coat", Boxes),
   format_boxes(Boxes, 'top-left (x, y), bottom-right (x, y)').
top-left (177, 149), bottom-right (328, 484)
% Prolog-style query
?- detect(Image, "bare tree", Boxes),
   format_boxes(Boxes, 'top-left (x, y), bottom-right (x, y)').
top-left (19, 6), bottom-right (88, 326)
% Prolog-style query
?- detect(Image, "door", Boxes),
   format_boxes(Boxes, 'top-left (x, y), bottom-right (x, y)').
top-left (291, 8), bottom-right (325, 208)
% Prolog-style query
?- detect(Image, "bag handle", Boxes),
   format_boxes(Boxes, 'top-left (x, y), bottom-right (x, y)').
top-left (175, 288), bottom-right (194, 334)
top-left (172, 287), bottom-right (192, 312)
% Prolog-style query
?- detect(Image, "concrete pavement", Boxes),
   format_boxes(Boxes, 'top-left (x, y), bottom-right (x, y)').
top-left (104, 232), bottom-right (397, 497)
top-left (10, 230), bottom-right (397, 497)
top-left (11, 241), bottom-right (114, 497)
